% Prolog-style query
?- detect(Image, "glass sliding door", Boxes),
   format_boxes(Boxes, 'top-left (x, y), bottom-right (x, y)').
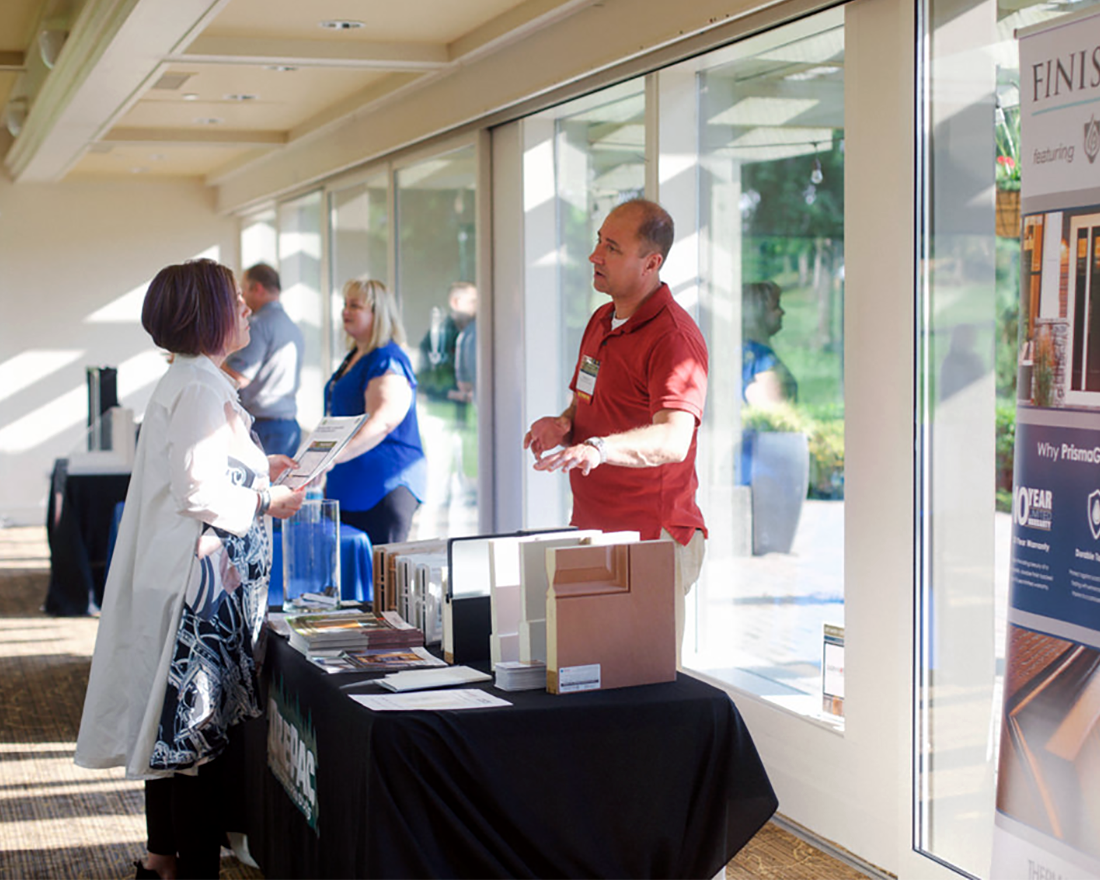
top-left (395, 145), bottom-right (479, 540)
top-left (686, 7), bottom-right (846, 717)
top-left (917, 0), bottom-right (1100, 874)
top-left (504, 1), bottom-right (932, 871)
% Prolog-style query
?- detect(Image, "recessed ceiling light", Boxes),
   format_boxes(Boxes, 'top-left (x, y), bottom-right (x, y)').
top-left (181, 93), bottom-right (200, 101)
top-left (224, 93), bottom-right (258, 102)
top-left (194, 117), bottom-right (223, 125)
top-left (266, 65), bottom-right (298, 72)
top-left (319, 19), bottom-right (364, 30)
top-left (130, 167), bottom-right (148, 174)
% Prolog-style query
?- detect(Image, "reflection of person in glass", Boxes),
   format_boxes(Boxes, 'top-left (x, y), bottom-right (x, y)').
top-left (448, 283), bottom-right (477, 404)
top-left (325, 278), bottom-right (427, 545)
top-left (75, 259), bottom-right (306, 880)
top-left (742, 281), bottom-right (797, 404)
top-left (417, 281), bottom-right (478, 402)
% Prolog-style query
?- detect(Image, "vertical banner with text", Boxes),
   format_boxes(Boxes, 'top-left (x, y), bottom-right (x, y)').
top-left (993, 9), bottom-right (1100, 879)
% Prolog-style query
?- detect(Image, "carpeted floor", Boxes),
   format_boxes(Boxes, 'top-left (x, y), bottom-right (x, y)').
top-left (0, 526), bottom-right (872, 880)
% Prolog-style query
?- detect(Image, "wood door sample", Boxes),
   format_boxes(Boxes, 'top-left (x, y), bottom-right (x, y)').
top-left (546, 540), bottom-right (676, 694)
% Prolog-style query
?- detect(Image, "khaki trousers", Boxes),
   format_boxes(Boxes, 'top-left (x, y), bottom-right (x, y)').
top-left (662, 529), bottom-right (706, 668)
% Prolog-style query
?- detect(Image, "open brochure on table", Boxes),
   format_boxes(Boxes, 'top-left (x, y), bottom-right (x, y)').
top-left (275, 415), bottom-right (367, 490)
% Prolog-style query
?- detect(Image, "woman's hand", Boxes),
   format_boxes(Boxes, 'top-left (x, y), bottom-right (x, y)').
top-left (267, 485), bottom-right (308, 519)
top-left (267, 454), bottom-right (298, 482)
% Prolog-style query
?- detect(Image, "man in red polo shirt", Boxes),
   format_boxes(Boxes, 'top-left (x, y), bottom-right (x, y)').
top-left (523, 198), bottom-right (708, 660)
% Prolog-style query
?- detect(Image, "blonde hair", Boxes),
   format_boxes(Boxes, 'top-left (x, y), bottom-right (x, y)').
top-left (342, 277), bottom-right (407, 351)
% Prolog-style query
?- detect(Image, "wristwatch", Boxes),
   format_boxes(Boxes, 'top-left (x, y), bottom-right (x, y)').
top-left (583, 436), bottom-right (607, 464)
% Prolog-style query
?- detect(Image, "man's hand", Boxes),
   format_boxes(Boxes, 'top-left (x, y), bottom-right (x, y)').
top-left (523, 415), bottom-right (572, 460)
top-left (532, 442), bottom-right (601, 476)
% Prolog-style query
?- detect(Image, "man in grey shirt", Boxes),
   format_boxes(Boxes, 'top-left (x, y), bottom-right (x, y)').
top-left (223, 263), bottom-right (304, 457)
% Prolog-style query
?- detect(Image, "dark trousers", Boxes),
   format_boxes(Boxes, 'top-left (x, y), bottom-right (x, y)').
top-left (339, 485), bottom-right (420, 546)
top-left (253, 417), bottom-right (302, 458)
top-left (144, 760), bottom-right (224, 879)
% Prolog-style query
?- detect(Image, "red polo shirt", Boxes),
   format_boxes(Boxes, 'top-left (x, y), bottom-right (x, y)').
top-left (568, 283), bottom-right (708, 544)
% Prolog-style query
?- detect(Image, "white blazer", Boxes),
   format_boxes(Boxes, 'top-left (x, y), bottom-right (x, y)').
top-left (75, 355), bottom-right (270, 780)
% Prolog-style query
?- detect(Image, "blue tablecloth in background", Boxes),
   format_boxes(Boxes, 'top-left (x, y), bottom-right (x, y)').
top-left (268, 520), bottom-right (373, 606)
top-left (108, 504), bottom-right (373, 606)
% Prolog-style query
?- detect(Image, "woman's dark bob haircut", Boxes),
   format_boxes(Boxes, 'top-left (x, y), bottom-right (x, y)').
top-left (142, 259), bottom-right (238, 356)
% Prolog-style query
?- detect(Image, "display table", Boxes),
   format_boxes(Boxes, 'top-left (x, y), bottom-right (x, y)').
top-left (226, 634), bottom-right (778, 879)
top-left (45, 459), bottom-right (130, 616)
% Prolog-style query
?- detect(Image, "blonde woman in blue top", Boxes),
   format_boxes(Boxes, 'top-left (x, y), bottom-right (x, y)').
top-left (325, 278), bottom-right (427, 545)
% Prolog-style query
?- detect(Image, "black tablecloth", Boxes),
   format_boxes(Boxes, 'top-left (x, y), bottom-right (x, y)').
top-left (229, 635), bottom-right (778, 879)
top-left (44, 459), bottom-right (130, 616)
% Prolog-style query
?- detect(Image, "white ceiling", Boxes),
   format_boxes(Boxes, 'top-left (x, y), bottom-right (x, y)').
top-left (0, 0), bottom-right (597, 183)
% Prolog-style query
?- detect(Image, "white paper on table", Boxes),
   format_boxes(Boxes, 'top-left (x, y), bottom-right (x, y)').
top-left (376, 665), bottom-right (491, 692)
top-left (275, 415), bottom-right (368, 490)
top-left (350, 689), bottom-right (512, 711)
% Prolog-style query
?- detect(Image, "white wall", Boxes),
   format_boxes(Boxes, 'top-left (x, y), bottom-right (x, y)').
top-left (0, 176), bottom-right (237, 525)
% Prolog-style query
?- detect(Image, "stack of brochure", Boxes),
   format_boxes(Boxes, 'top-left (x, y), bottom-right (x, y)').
top-left (287, 609), bottom-right (423, 655)
top-left (493, 660), bottom-right (547, 692)
top-left (306, 646), bottom-right (448, 674)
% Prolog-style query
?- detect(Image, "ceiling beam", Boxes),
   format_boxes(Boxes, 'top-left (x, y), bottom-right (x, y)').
top-left (0, 51), bottom-right (25, 71)
top-left (104, 126), bottom-right (286, 146)
top-left (174, 36), bottom-right (448, 71)
top-left (448, 0), bottom-right (599, 63)
top-left (5, 0), bottom-right (234, 182)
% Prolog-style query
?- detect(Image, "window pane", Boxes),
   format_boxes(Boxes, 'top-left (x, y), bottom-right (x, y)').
top-left (687, 8), bottom-right (846, 717)
top-left (522, 81), bottom-right (647, 527)
top-left (329, 175), bottom-right (389, 374)
top-left (277, 191), bottom-right (325, 432)
top-left (396, 146), bottom-right (479, 539)
top-left (241, 208), bottom-right (277, 268)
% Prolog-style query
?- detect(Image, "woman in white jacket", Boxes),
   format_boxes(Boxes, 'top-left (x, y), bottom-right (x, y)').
top-left (75, 259), bottom-right (306, 879)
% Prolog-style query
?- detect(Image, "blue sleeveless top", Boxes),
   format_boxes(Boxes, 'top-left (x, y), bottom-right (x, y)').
top-left (324, 342), bottom-right (427, 512)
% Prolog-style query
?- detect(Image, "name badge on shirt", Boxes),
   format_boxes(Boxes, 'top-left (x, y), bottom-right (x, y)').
top-left (576, 355), bottom-right (600, 402)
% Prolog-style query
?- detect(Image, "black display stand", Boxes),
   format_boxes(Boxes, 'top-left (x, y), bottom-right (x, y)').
top-left (44, 459), bottom-right (130, 615)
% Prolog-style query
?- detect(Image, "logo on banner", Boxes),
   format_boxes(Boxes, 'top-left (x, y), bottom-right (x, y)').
top-left (268, 676), bottom-right (320, 834)
top-left (1090, 490), bottom-right (1100, 540)
top-left (1086, 116), bottom-right (1100, 164)
top-left (1014, 485), bottom-right (1053, 531)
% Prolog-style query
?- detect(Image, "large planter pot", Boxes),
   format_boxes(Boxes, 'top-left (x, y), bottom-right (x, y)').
top-left (744, 430), bottom-right (810, 555)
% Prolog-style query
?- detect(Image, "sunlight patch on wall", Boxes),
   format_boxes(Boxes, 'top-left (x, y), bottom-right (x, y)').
top-left (0, 350), bottom-right (85, 403)
top-left (84, 246), bottom-right (222, 324)
top-left (0, 385), bottom-right (85, 453)
top-left (84, 281), bottom-right (147, 323)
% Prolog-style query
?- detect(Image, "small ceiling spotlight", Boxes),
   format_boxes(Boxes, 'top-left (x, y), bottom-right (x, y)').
top-left (181, 93), bottom-right (200, 101)
top-left (194, 116), bottom-right (223, 125)
top-left (224, 94), bottom-right (258, 102)
top-left (3, 97), bottom-right (29, 137)
top-left (319, 20), bottom-right (364, 30)
top-left (266, 65), bottom-right (298, 72)
top-left (38, 28), bottom-right (68, 69)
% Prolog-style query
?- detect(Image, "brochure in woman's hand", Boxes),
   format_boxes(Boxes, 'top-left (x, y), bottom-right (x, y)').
top-left (275, 415), bottom-right (368, 490)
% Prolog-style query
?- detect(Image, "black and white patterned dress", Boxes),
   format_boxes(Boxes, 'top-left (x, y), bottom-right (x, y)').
top-left (149, 456), bottom-right (270, 772)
